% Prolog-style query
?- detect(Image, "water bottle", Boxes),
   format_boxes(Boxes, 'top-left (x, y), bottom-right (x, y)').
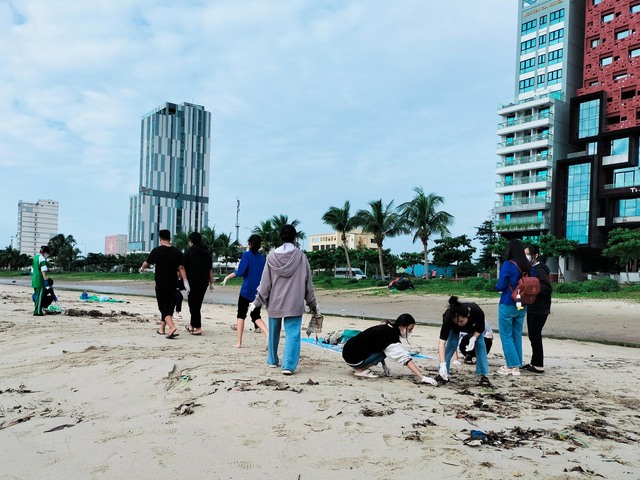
top-left (516, 291), bottom-right (523, 310)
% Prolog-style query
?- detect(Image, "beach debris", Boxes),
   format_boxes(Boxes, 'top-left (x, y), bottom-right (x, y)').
top-left (573, 418), bottom-right (635, 444)
top-left (0, 413), bottom-right (34, 430)
top-left (412, 419), bottom-right (436, 428)
top-left (174, 402), bottom-right (200, 415)
top-left (44, 423), bottom-right (75, 433)
top-left (0, 384), bottom-right (34, 394)
top-left (461, 427), bottom-right (551, 449)
top-left (305, 379), bottom-right (319, 385)
top-left (404, 431), bottom-right (422, 442)
top-left (360, 407), bottom-right (394, 417)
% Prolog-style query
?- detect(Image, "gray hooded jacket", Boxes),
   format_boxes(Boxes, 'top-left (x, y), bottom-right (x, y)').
top-left (253, 243), bottom-right (317, 318)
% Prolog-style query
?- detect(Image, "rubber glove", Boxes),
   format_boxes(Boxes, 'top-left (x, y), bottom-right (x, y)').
top-left (221, 277), bottom-right (227, 286)
top-left (438, 362), bottom-right (449, 381)
top-left (466, 336), bottom-right (477, 353)
top-left (452, 360), bottom-right (462, 366)
top-left (422, 376), bottom-right (438, 386)
top-left (382, 361), bottom-right (391, 377)
top-left (249, 302), bottom-right (256, 313)
top-left (184, 280), bottom-right (191, 295)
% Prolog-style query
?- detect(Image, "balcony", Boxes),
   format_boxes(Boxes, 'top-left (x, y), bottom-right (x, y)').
top-left (602, 153), bottom-right (628, 166)
top-left (603, 179), bottom-right (640, 190)
top-left (494, 196), bottom-right (551, 213)
top-left (498, 91), bottom-right (565, 113)
top-left (496, 177), bottom-right (551, 189)
top-left (497, 153), bottom-right (552, 170)
top-left (495, 215), bottom-right (550, 232)
top-left (497, 111), bottom-right (552, 130)
top-left (497, 133), bottom-right (553, 154)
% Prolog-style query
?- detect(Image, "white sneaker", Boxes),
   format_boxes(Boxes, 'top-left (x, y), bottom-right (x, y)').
top-left (268, 364), bottom-right (278, 368)
top-left (282, 369), bottom-right (293, 375)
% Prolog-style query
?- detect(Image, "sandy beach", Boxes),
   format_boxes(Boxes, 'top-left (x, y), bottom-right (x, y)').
top-left (1, 283), bottom-right (639, 480)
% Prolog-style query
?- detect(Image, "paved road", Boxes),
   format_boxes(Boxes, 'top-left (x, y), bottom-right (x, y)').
top-left (2, 278), bottom-right (638, 347)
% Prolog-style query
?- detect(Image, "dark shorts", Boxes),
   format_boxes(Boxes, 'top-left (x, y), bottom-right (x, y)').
top-left (237, 295), bottom-right (261, 324)
top-left (155, 289), bottom-right (175, 319)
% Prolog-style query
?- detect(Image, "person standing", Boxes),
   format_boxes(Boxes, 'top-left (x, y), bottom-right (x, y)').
top-left (495, 238), bottom-right (537, 376)
top-left (140, 229), bottom-right (189, 339)
top-left (252, 225), bottom-right (317, 375)
top-left (523, 244), bottom-right (553, 374)
top-left (221, 234), bottom-right (268, 348)
top-left (437, 296), bottom-right (491, 386)
top-left (341, 314), bottom-right (437, 385)
top-left (182, 232), bottom-right (214, 336)
top-left (32, 245), bottom-right (51, 316)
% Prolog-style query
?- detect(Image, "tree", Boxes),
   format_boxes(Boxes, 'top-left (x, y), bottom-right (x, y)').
top-left (398, 187), bottom-right (453, 273)
top-left (0, 246), bottom-right (26, 270)
top-left (201, 226), bottom-right (217, 255)
top-left (603, 228), bottom-right (640, 282)
top-left (305, 249), bottom-right (341, 273)
top-left (270, 214), bottom-right (305, 247)
top-left (322, 200), bottom-right (359, 277)
top-left (354, 199), bottom-right (408, 279)
top-left (173, 231), bottom-right (190, 252)
top-left (475, 219), bottom-right (498, 270)
top-left (398, 252), bottom-right (424, 276)
top-left (431, 235), bottom-right (476, 279)
top-left (48, 234), bottom-right (80, 272)
top-left (216, 232), bottom-right (241, 267)
top-left (252, 220), bottom-right (276, 253)
top-left (537, 234), bottom-right (577, 281)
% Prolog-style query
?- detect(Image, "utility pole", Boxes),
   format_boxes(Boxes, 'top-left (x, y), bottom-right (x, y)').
top-left (235, 198), bottom-right (240, 243)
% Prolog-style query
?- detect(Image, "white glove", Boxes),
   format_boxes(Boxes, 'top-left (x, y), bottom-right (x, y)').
top-left (221, 278), bottom-right (227, 286)
top-left (139, 268), bottom-right (144, 274)
top-left (452, 360), bottom-right (462, 366)
top-left (382, 362), bottom-right (391, 377)
top-left (421, 376), bottom-right (438, 386)
top-left (438, 362), bottom-right (449, 381)
top-left (249, 302), bottom-right (256, 313)
top-left (466, 336), bottom-right (477, 353)
top-left (183, 280), bottom-right (191, 295)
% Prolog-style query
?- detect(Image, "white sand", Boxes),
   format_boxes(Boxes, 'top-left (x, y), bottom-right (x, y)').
top-left (1, 284), bottom-right (639, 480)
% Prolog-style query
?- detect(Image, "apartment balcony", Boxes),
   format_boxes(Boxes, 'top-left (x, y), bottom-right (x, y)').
top-left (602, 153), bottom-right (629, 166)
top-left (494, 196), bottom-right (551, 214)
top-left (495, 215), bottom-right (550, 232)
top-left (496, 133), bottom-right (552, 155)
top-left (497, 91), bottom-right (564, 115)
top-left (603, 179), bottom-right (640, 190)
top-left (495, 177), bottom-right (551, 194)
top-left (497, 112), bottom-right (553, 135)
top-left (496, 154), bottom-right (552, 174)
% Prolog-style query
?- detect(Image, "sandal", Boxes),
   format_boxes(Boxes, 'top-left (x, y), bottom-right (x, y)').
top-left (185, 325), bottom-right (194, 333)
top-left (478, 375), bottom-right (491, 387)
top-left (354, 368), bottom-right (378, 378)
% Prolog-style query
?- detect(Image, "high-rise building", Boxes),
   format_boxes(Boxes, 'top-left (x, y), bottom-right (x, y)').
top-left (496, 1), bottom-right (586, 250)
top-left (16, 199), bottom-right (59, 257)
top-left (307, 230), bottom-right (376, 252)
top-left (128, 102), bottom-right (211, 252)
top-left (105, 234), bottom-right (128, 256)
top-left (553, 0), bottom-right (640, 279)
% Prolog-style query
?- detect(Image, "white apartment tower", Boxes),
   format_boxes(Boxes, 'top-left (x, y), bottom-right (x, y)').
top-left (17, 199), bottom-right (59, 257)
top-left (128, 102), bottom-right (212, 252)
top-left (495, 0), bottom-right (585, 242)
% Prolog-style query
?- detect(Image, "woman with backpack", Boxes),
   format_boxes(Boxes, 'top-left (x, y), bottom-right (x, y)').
top-left (496, 239), bottom-right (537, 376)
top-left (523, 244), bottom-right (553, 374)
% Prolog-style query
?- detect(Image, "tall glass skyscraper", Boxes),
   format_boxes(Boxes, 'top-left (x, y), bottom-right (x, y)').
top-left (128, 102), bottom-right (211, 252)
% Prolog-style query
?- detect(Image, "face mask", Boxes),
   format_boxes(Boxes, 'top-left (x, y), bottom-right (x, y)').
top-left (526, 255), bottom-right (532, 262)
top-left (401, 329), bottom-right (412, 340)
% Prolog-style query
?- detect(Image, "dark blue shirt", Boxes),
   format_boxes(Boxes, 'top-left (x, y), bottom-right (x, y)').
top-left (496, 260), bottom-right (537, 306)
top-left (235, 250), bottom-right (266, 301)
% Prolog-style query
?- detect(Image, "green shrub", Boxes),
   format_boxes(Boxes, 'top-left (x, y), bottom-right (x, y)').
top-left (376, 280), bottom-right (387, 287)
top-left (579, 278), bottom-right (620, 292)
top-left (462, 277), bottom-right (489, 291)
top-left (553, 282), bottom-right (579, 293)
top-left (484, 279), bottom-right (498, 292)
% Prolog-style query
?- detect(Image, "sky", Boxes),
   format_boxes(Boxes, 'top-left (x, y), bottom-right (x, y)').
top-left (1, 0), bottom-right (519, 256)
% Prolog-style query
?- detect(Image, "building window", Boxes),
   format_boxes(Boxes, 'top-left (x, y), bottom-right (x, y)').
top-left (538, 74), bottom-right (545, 84)
top-left (566, 163), bottom-right (591, 244)
top-left (522, 19), bottom-right (537, 35)
top-left (600, 55), bottom-right (613, 66)
top-left (550, 9), bottom-right (565, 25)
top-left (549, 28), bottom-right (565, 45)
top-left (593, 0), bottom-right (602, 4)
top-left (591, 38), bottom-right (600, 48)
top-left (540, 15), bottom-right (547, 26)
top-left (616, 30), bottom-right (631, 40)
top-left (521, 38), bottom-right (537, 53)
top-left (602, 12), bottom-right (614, 23)
top-left (547, 69), bottom-right (562, 85)
top-left (519, 77), bottom-right (535, 93)
top-left (613, 166), bottom-right (640, 187)
top-left (505, 154), bottom-right (515, 165)
top-left (549, 49), bottom-right (563, 65)
top-left (539, 34), bottom-right (546, 46)
top-left (630, 48), bottom-right (640, 57)
top-left (578, 99), bottom-right (601, 138)
top-left (611, 137), bottom-right (629, 155)
top-left (618, 198), bottom-right (640, 217)
top-left (631, 4), bottom-right (640, 14)
top-left (614, 73), bottom-right (628, 82)
top-left (538, 53), bottom-right (546, 65)
top-left (587, 142), bottom-right (598, 155)
top-left (520, 58), bottom-right (536, 74)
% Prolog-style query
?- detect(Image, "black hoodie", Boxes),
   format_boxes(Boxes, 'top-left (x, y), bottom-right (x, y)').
top-left (183, 243), bottom-right (213, 287)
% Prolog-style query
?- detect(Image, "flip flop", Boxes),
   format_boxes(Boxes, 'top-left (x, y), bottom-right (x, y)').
top-left (185, 325), bottom-right (194, 333)
top-left (354, 369), bottom-right (378, 378)
top-left (190, 331), bottom-right (202, 336)
top-left (166, 332), bottom-right (179, 339)
top-left (156, 330), bottom-right (165, 335)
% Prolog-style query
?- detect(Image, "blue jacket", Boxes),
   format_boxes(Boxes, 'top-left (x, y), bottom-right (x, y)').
top-left (496, 260), bottom-right (537, 306)
top-left (235, 250), bottom-right (266, 301)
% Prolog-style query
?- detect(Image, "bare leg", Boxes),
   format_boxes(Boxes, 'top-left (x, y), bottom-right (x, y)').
top-left (254, 318), bottom-right (269, 350)
top-left (165, 315), bottom-right (177, 336)
top-left (234, 318), bottom-right (245, 348)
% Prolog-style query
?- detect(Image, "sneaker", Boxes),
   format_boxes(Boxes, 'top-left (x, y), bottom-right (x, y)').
top-left (268, 364), bottom-right (278, 368)
top-left (282, 369), bottom-right (293, 375)
top-left (354, 368), bottom-right (378, 378)
top-left (497, 366), bottom-right (521, 376)
top-left (478, 375), bottom-right (491, 387)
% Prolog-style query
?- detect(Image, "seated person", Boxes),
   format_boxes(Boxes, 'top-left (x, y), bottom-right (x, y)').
top-left (458, 322), bottom-right (494, 364)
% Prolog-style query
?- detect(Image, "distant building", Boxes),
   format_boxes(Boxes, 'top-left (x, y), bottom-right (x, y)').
top-left (105, 234), bottom-right (128, 256)
top-left (16, 199), bottom-right (59, 257)
top-left (128, 102), bottom-right (212, 252)
top-left (307, 230), bottom-right (376, 252)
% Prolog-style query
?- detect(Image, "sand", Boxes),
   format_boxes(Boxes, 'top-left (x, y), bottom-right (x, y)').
top-left (1, 284), bottom-right (639, 480)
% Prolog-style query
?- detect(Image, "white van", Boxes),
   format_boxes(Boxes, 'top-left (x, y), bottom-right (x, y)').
top-left (334, 267), bottom-right (367, 280)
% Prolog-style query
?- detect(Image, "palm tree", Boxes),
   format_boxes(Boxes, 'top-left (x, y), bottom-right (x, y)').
top-left (201, 226), bottom-right (217, 255)
top-left (172, 231), bottom-right (190, 252)
top-left (48, 234), bottom-right (80, 272)
top-left (354, 199), bottom-right (407, 279)
top-left (252, 220), bottom-right (276, 253)
top-left (399, 187), bottom-right (453, 273)
top-left (216, 232), bottom-right (240, 270)
top-left (322, 200), bottom-right (358, 276)
top-left (270, 214), bottom-right (305, 247)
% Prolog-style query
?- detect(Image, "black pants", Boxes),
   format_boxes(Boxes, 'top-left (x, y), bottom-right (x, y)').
top-left (175, 289), bottom-right (183, 312)
top-left (187, 283), bottom-right (207, 329)
top-left (527, 312), bottom-right (548, 367)
top-left (459, 335), bottom-right (492, 359)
